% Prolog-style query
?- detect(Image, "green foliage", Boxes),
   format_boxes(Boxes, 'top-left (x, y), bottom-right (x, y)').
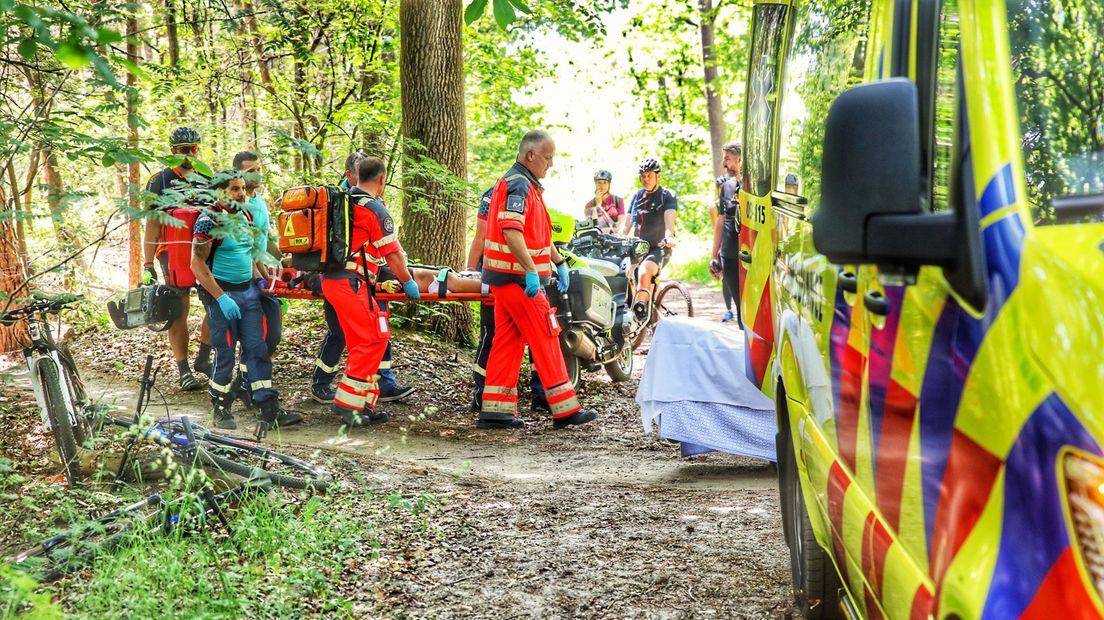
top-left (0, 563), bottom-right (62, 619)
top-left (668, 254), bottom-right (719, 286)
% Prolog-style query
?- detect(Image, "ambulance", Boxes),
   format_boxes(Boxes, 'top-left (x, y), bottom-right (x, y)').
top-left (736, 0), bottom-right (1104, 617)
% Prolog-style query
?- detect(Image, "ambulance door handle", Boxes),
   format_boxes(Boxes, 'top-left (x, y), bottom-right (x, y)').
top-left (839, 272), bottom-right (857, 294)
top-left (863, 290), bottom-right (889, 316)
top-left (739, 251), bottom-right (753, 264)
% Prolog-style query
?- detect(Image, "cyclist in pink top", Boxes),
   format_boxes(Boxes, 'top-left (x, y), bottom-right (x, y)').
top-left (584, 170), bottom-right (627, 234)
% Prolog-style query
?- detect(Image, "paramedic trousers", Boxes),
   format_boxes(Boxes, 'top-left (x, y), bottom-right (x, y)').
top-left (312, 300), bottom-right (398, 392)
top-left (472, 300), bottom-right (545, 403)
top-left (481, 284), bottom-right (582, 421)
top-left (321, 276), bottom-right (389, 413)
top-left (204, 283), bottom-right (277, 404)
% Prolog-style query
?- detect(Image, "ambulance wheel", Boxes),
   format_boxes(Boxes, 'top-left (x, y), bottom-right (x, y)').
top-left (561, 342), bottom-right (581, 391)
top-left (777, 396), bottom-right (841, 619)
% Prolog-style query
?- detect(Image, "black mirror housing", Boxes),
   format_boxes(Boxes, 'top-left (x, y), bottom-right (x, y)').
top-left (813, 79), bottom-right (937, 265)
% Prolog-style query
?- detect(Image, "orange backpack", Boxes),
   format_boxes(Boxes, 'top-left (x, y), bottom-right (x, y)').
top-left (160, 207), bottom-right (201, 288)
top-left (277, 186), bottom-right (350, 272)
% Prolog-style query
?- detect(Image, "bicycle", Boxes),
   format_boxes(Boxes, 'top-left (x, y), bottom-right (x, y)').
top-left (626, 246), bottom-right (694, 350)
top-left (102, 355), bottom-right (333, 492)
top-left (9, 419), bottom-right (275, 582)
top-left (0, 292), bottom-right (95, 485)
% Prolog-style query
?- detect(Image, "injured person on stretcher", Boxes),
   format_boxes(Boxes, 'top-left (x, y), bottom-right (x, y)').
top-left (376, 265), bottom-right (489, 297)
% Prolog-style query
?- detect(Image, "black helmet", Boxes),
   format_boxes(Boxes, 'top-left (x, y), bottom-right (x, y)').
top-left (638, 157), bottom-right (661, 174)
top-left (593, 169), bottom-right (612, 182)
top-left (169, 126), bottom-right (201, 147)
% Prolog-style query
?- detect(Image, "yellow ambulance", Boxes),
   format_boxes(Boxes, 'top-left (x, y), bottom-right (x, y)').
top-left (737, 0), bottom-right (1104, 617)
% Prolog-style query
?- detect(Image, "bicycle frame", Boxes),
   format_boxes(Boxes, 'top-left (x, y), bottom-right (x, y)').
top-left (22, 316), bottom-right (81, 434)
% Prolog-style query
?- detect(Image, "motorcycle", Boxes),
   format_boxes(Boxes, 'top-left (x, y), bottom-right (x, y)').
top-left (546, 217), bottom-right (652, 389)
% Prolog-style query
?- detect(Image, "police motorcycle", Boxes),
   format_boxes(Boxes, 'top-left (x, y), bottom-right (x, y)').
top-left (546, 213), bottom-right (651, 388)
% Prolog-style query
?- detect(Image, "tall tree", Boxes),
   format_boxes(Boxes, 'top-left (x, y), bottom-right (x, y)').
top-left (699, 0), bottom-right (725, 179)
top-left (399, 0), bottom-right (471, 341)
top-left (0, 182), bottom-right (29, 352)
top-left (127, 12), bottom-right (142, 286)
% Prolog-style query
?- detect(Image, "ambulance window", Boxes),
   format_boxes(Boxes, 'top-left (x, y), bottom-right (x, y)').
top-left (742, 3), bottom-right (788, 198)
top-left (930, 0), bottom-right (960, 213)
top-left (1007, 0), bottom-right (1104, 223)
top-left (774, 0), bottom-right (873, 207)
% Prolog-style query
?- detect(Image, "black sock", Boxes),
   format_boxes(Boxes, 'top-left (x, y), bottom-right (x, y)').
top-left (196, 343), bottom-right (212, 365)
top-left (177, 359), bottom-right (191, 376)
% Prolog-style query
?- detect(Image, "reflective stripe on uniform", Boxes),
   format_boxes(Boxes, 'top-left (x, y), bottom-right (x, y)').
top-left (499, 211), bottom-right (525, 222)
top-left (378, 359), bottom-right (392, 371)
top-left (484, 385), bottom-right (518, 396)
top-left (315, 358), bottom-right (341, 373)
top-left (545, 383), bottom-right (574, 399)
top-left (484, 257), bottom-right (524, 272)
top-left (482, 399), bottom-right (516, 414)
top-left (471, 363), bottom-right (486, 376)
top-left (209, 380), bottom-right (232, 394)
top-left (550, 395), bottom-right (582, 416)
top-left (373, 233), bottom-right (397, 248)
top-left (341, 375), bottom-right (374, 392)
top-left (238, 363), bottom-right (248, 373)
top-left (250, 379), bottom-right (273, 391)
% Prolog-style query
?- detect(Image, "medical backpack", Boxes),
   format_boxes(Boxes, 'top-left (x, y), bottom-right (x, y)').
top-left (277, 186), bottom-right (351, 272)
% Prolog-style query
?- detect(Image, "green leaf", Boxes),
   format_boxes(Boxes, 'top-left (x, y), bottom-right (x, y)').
top-left (56, 40), bottom-right (91, 69)
top-left (463, 0), bottom-right (488, 25)
top-left (96, 27), bottom-right (122, 45)
top-left (17, 38), bottom-right (36, 60)
top-left (0, 0), bottom-right (16, 10)
top-left (190, 159), bottom-right (214, 177)
top-left (117, 57), bottom-right (150, 81)
top-left (101, 153), bottom-right (115, 167)
top-left (509, 0), bottom-right (531, 14)
top-left (492, 0), bottom-right (515, 28)
top-left (89, 52), bottom-right (118, 88)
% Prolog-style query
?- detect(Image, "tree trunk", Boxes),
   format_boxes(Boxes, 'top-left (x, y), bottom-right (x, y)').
top-left (700, 0), bottom-right (726, 179)
top-left (127, 13), bottom-right (142, 286)
top-left (0, 183), bottom-right (29, 351)
top-left (399, 0), bottom-right (471, 342)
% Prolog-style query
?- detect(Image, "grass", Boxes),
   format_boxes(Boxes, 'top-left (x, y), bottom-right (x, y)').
top-left (668, 254), bottom-right (721, 286)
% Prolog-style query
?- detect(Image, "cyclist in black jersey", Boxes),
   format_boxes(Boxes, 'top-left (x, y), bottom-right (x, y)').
top-left (625, 157), bottom-right (678, 321)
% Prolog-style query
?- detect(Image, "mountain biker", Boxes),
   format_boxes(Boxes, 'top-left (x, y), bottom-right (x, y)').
top-left (311, 152), bottom-right (416, 405)
top-left (710, 141), bottom-right (742, 324)
top-left (583, 170), bottom-right (626, 234)
top-left (321, 156), bottom-right (420, 428)
top-left (142, 126), bottom-right (212, 392)
top-left (624, 157), bottom-right (679, 322)
top-left (191, 172), bottom-right (295, 432)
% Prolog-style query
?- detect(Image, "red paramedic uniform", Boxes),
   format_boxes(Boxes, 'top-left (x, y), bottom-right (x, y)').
top-left (480, 162), bottom-right (582, 421)
top-left (321, 188), bottom-right (400, 415)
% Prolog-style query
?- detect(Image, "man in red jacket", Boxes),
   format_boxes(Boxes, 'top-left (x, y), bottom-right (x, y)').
top-left (479, 130), bottom-right (597, 430)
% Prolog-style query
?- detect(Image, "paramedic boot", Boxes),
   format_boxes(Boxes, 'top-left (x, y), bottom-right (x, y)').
top-left (553, 408), bottom-right (597, 429)
top-left (210, 395), bottom-right (237, 430)
top-left (477, 413), bottom-right (525, 430)
top-left (231, 374), bottom-right (254, 411)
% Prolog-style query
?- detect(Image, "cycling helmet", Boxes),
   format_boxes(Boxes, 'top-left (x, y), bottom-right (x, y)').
top-left (169, 126), bottom-right (201, 147)
top-left (637, 157), bottom-right (661, 174)
top-left (593, 169), bottom-right (613, 182)
top-left (784, 173), bottom-right (799, 186)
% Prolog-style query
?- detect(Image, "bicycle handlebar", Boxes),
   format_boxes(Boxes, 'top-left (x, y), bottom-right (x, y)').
top-left (0, 292), bottom-right (85, 325)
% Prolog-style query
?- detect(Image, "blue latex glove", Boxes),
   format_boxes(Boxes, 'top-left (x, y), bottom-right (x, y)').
top-left (216, 293), bottom-right (242, 320)
top-left (524, 272), bottom-right (541, 298)
top-left (401, 279), bottom-right (421, 300)
top-left (556, 262), bottom-right (570, 293)
top-left (255, 277), bottom-right (269, 290)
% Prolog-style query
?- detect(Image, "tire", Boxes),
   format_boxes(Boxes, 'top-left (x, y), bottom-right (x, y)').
top-left (655, 281), bottom-right (694, 320)
top-left (194, 439), bottom-right (332, 491)
top-left (560, 340), bottom-right (581, 391)
top-left (777, 397), bottom-right (842, 619)
top-left (56, 344), bottom-right (94, 448)
top-left (38, 358), bottom-right (83, 486)
top-left (603, 343), bottom-right (633, 382)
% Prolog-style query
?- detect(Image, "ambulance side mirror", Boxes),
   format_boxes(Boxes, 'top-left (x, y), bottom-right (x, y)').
top-left (813, 79), bottom-right (956, 270)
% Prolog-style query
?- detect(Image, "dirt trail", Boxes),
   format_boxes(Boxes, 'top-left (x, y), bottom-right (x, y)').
top-left (59, 281), bottom-right (792, 618)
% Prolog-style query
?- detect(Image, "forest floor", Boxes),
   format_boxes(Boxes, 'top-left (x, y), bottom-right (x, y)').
top-left (0, 282), bottom-right (794, 618)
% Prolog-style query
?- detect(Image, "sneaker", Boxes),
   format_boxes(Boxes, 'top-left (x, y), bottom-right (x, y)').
top-left (477, 415), bottom-right (525, 430)
top-left (179, 372), bottom-right (204, 392)
top-left (311, 385), bottom-right (336, 404)
top-left (553, 409), bottom-right (597, 429)
top-left (721, 310), bottom-right (735, 323)
top-left (531, 397), bottom-right (551, 414)
top-left (378, 384), bottom-right (416, 403)
top-left (632, 301), bottom-right (649, 322)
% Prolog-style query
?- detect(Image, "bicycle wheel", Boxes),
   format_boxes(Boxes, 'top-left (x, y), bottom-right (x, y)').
top-left (38, 358), bottom-right (82, 485)
top-left (56, 343), bottom-right (95, 447)
top-left (194, 438), bottom-right (332, 491)
top-left (655, 281), bottom-right (694, 320)
top-left (10, 496), bottom-right (161, 581)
